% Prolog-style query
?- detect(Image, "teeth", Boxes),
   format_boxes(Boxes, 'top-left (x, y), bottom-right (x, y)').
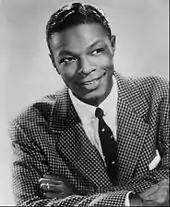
top-left (84, 80), bottom-right (97, 85)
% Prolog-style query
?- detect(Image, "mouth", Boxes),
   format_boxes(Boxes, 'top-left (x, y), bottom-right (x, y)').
top-left (78, 72), bottom-right (106, 90)
top-left (80, 72), bottom-right (106, 86)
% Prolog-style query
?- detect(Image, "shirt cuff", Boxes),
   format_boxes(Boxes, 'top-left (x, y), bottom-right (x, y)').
top-left (125, 191), bottom-right (133, 206)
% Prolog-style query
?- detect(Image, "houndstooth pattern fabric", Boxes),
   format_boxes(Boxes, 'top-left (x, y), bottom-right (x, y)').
top-left (9, 72), bottom-right (169, 206)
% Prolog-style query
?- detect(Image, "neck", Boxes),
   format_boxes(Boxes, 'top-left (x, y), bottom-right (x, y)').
top-left (73, 80), bottom-right (113, 107)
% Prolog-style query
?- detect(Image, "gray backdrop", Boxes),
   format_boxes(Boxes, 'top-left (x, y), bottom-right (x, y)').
top-left (0, 0), bottom-right (169, 205)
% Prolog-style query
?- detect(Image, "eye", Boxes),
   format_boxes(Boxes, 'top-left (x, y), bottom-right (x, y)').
top-left (59, 57), bottom-right (76, 64)
top-left (92, 48), bottom-right (105, 55)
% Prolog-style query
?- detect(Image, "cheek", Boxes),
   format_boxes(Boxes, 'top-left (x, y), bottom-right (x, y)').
top-left (59, 65), bottom-right (75, 79)
top-left (60, 68), bottom-right (78, 88)
top-left (96, 54), bottom-right (113, 69)
top-left (60, 73), bottom-right (72, 87)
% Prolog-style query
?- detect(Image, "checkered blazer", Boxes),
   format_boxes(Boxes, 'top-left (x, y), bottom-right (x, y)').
top-left (9, 72), bottom-right (169, 206)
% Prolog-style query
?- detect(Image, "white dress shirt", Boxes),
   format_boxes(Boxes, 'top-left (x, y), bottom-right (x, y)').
top-left (69, 75), bottom-right (131, 206)
top-left (69, 76), bottom-right (118, 162)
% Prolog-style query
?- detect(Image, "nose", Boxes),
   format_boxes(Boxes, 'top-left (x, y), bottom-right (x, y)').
top-left (78, 56), bottom-right (95, 74)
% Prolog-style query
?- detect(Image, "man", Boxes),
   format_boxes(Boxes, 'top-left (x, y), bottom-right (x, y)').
top-left (9, 2), bottom-right (169, 206)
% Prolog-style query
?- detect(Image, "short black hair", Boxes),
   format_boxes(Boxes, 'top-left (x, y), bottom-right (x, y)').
top-left (46, 2), bottom-right (112, 52)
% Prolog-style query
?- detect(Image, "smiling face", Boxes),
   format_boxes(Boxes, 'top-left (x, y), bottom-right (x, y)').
top-left (49, 23), bottom-right (115, 106)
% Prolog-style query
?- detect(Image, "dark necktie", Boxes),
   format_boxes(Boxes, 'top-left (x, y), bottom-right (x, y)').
top-left (95, 107), bottom-right (118, 185)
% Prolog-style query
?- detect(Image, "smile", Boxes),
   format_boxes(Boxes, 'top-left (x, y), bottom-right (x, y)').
top-left (82, 72), bottom-right (106, 85)
top-left (79, 72), bottom-right (106, 90)
top-left (83, 79), bottom-right (99, 85)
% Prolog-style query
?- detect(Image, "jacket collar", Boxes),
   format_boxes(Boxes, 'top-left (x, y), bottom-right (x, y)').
top-left (114, 71), bottom-right (149, 117)
top-left (49, 87), bottom-right (80, 133)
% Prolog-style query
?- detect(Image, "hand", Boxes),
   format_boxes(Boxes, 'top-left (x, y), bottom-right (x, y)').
top-left (139, 179), bottom-right (169, 206)
top-left (39, 174), bottom-right (75, 199)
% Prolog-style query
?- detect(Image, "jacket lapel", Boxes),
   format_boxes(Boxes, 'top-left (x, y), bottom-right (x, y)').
top-left (49, 88), bottom-right (112, 189)
top-left (114, 72), bottom-right (150, 184)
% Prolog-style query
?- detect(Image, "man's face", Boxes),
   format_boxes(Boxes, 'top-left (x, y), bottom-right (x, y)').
top-left (49, 23), bottom-right (115, 106)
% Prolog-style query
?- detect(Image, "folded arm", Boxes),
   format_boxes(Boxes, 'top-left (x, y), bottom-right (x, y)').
top-left (9, 120), bottom-right (129, 207)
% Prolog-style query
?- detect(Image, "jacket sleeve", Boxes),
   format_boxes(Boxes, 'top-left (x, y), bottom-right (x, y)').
top-left (9, 119), bottom-right (129, 207)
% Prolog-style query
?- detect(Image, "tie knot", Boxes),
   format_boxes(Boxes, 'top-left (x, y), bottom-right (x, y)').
top-left (95, 107), bottom-right (104, 118)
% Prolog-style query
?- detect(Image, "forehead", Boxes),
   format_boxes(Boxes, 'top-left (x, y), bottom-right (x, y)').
top-left (49, 23), bottom-right (109, 54)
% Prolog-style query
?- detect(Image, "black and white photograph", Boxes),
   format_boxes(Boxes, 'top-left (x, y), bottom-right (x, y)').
top-left (0, 0), bottom-right (169, 206)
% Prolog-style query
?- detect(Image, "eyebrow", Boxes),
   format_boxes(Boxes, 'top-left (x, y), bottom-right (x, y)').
top-left (58, 39), bottom-right (106, 57)
top-left (88, 39), bottom-right (105, 49)
top-left (58, 51), bottom-right (75, 57)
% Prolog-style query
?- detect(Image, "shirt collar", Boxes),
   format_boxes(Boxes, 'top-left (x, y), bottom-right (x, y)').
top-left (69, 75), bottom-right (118, 120)
top-left (99, 75), bottom-right (118, 116)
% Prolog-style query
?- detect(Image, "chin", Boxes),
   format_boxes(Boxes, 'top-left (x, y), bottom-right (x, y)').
top-left (82, 90), bottom-right (106, 106)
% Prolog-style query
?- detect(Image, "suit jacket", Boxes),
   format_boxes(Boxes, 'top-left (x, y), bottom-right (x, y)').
top-left (9, 72), bottom-right (169, 206)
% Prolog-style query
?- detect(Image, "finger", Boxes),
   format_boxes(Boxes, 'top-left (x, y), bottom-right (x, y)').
top-left (39, 178), bottom-right (63, 185)
top-left (40, 183), bottom-right (64, 192)
top-left (48, 183), bottom-right (64, 192)
top-left (43, 175), bottom-right (68, 184)
top-left (143, 200), bottom-right (158, 206)
top-left (44, 174), bottom-right (61, 179)
top-left (43, 175), bottom-right (68, 185)
top-left (40, 183), bottom-right (54, 192)
top-left (146, 185), bottom-right (169, 204)
top-left (156, 185), bottom-right (169, 204)
top-left (140, 179), bottom-right (169, 200)
top-left (157, 179), bottom-right (169, 186)
top-left (40, 183), bottom-right (64, 193)
top-left (140, 184), bottom-right (159, 199)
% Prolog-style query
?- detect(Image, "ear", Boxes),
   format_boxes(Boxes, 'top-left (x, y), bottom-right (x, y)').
top-left (110, 35), bottom-right (116, 55)
top-left (49, 53), bottom-right (60, 74)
